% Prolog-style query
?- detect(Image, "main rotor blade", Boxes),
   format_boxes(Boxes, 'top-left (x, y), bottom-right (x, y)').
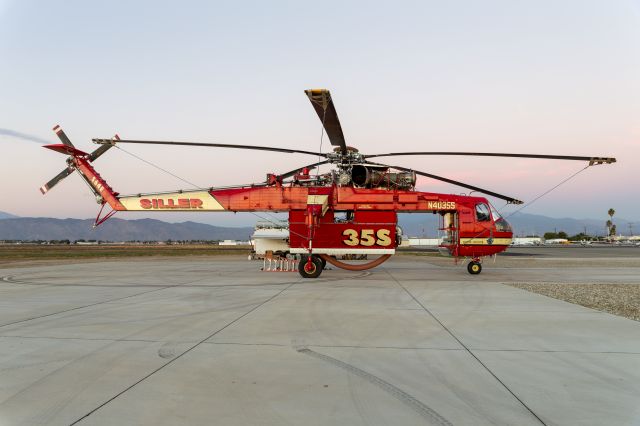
top-left (365, 160), bottom-right (524, 204)
top-left (52, 125), bottom-right (74, 147)
top-left (365, 151), bottom-right (616, 164)
top-left (88, 134), bottom-right (119, 162)
top-left (40, 167), bottom-right (74, 195)
top-left (304, 89), bottom-right (347, 154)
top-left (92, 139), bottom-right (327, 157)
top-left (279, 160), bottom-right (330, 180)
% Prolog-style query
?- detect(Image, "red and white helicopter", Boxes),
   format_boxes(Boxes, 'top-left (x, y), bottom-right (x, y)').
top-left (41, 89), bottom-right (616, 278)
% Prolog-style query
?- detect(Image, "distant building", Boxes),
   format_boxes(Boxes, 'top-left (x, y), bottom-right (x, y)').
top-left (219, 240), bottom-right (238, 246)
top-left (407, 238), bottom-right (441, 247)
top-left (544, 238), bottom-right (570, 245)
top-left (512, 237), bottom-right (542, 246)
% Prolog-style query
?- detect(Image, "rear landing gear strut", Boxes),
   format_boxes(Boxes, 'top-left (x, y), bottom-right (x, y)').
top-left (467, 258), bottom-right (482, 275)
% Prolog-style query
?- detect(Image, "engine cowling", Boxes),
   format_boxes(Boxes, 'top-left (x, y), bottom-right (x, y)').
top-left (351, 165), bottom-right (416, 190)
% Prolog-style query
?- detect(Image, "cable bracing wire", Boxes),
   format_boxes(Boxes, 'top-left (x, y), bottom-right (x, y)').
top-left (501, 164), bottom-right (592, 220)
top-left (114, 145), bottom-right (201, 189)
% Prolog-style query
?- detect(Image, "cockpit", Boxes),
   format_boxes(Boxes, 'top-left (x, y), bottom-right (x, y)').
top-left (473, 202), bottom-right (511, 232)
top-left (488, 203), bottom-right (512, 232)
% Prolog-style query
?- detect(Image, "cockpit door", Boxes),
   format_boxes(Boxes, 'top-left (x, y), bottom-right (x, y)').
top-left (439, 211), bottom-right (459, 256)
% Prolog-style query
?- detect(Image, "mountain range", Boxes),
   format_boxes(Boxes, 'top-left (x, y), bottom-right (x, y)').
top-left (397, 212), bottom-right (634, 237)
top-left (0, 211), bottom-right (19, 220)
top-left (0, 210), bottom-right (635, 241)
top-left (0, 215), bottom-right (253, 241)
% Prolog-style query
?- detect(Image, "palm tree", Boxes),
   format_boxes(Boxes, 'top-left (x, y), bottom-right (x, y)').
top-left (607, 208), bottom-right (615, 237)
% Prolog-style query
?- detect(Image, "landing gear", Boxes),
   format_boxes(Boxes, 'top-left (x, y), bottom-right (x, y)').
top-left (467, 260), bottom-right (482, 275)
top-left (298, 254), bottom-right (324, 278)
top-left (319, 256), bottom-right (327, 270)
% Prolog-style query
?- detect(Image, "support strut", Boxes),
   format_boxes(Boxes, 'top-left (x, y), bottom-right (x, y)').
top-left (318, 254), bottom-right (392, 271)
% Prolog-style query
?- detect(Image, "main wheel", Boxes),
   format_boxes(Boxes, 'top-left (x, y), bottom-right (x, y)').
top-left (300, 254), bottom-right (326, 270)
top-left (298, 255), bottom-right (323, 278)
top-left (467, 261), bottom-right (482, 275)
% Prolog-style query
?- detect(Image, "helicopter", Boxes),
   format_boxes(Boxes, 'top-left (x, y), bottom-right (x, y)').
top-left (41, 89), bottom-right (616, 278)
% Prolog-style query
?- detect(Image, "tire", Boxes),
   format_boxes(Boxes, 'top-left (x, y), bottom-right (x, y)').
top-left (319, 256), bottom-right (327, 270)
top-left (300, 254), bottom-right (326, 270)
top-left (467, 261), bottom-right (482, 275)
top-left (298, 255), bottom-right (323, 278)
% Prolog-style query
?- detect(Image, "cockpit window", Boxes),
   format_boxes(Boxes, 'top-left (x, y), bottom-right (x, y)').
top-left (488, 203), bottom-right (512, 231)
top-left (475, 203), bottom-right (491, 222)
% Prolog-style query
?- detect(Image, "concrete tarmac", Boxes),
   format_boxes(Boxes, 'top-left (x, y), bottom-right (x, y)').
top-left (0, 255), bottom-right (639, 425)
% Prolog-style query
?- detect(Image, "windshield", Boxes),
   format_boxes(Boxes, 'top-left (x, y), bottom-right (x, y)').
top-left (489, 203), bottom-right (503, 220)
top-left (488, 202), bottom-right (512, 232)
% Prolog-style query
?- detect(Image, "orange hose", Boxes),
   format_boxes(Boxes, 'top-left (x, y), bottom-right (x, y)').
top-left (318, 254), bottom-right (392, 271)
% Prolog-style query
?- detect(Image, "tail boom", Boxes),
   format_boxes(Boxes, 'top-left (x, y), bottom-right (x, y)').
top-left (73, 156), bottom-right (125, 210)
top-left (118, 191), bottom-right (226, 211)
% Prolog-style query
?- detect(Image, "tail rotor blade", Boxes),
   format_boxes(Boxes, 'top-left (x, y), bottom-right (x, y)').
top-left (52, 125), bottom-right (75, 147)
top-left (40, 167), bottom-right (74, 194)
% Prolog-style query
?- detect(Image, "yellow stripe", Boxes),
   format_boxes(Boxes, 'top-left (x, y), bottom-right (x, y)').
top-left (460, 238), bottom-right (512, 246)
top-left (119, 191), bottom-right (224, 211)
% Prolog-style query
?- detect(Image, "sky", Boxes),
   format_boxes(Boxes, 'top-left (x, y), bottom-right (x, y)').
top-left (0, 0), bottom-right (638, 226)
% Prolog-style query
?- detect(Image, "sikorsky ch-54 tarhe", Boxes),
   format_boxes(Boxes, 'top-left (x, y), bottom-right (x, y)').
top-left (41, 89), bottom-right (616, 278)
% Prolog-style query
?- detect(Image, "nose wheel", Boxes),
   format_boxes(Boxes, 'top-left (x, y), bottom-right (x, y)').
top-left (467, 260), bottom-right (482, 275)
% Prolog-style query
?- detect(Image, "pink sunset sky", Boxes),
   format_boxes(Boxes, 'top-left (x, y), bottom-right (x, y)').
top-left (0, 0), bottom-right (638, 226)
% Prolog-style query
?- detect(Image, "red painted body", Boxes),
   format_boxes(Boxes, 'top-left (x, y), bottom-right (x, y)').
top-left (47, 145), bottom-right (513, 264)
top-left (288, 210), bottom-right (398, 252)
top-left (205, 185), bottom-right (513, 257)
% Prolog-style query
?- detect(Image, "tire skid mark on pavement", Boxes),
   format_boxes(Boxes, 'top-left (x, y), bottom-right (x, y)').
top-left (297, 347), bottom-right (453, 426)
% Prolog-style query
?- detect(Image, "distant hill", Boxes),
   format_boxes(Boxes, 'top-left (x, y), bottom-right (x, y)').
top-left (0, 218), bottom-right (253, 241)
top-left (505, 212), bottom-right (633, 237)
top-left (0, 211), bottom-right (19, 220)
top-left (397, 212), bottom-right (635, 237)
top-left (0, 212), bottom-right (635, 241)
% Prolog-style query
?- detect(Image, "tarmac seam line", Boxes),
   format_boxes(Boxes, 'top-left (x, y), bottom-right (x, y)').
top-left (68, 281), bottom-right (298, 425)
top-left (0, 275), bottom-right (217, 329)
top-left (382, 267), bottom-right (548, 426)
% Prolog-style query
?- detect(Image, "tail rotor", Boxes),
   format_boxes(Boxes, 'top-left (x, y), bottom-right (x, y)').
top-left (40, 125), bottom-right (118, 195)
